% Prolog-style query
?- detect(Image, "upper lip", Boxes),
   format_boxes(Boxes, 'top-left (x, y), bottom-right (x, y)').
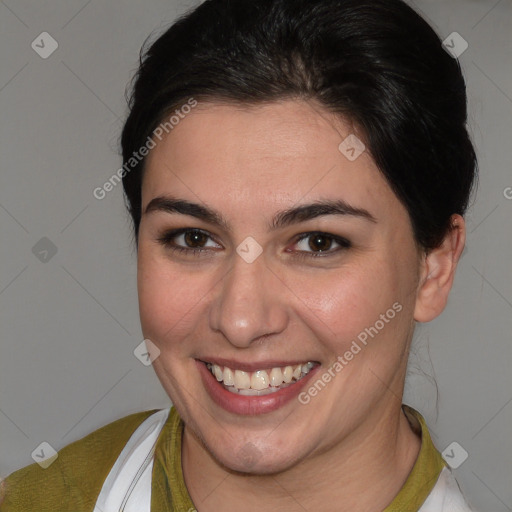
top-left (198, 357), bottom-right (319, 372)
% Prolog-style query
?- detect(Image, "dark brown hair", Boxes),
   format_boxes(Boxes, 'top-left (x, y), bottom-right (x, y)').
top-left (121, 0), bottom-right (477, 249)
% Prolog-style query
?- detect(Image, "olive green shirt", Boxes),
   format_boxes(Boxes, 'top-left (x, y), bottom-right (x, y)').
top-left (0, 405), bottom-right (445, 511)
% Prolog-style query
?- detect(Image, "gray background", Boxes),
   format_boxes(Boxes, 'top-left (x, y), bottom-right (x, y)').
top-left (0, 0), bottom-right (511, 510)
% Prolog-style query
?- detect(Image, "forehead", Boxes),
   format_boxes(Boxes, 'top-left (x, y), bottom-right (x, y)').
top-left (141, 100), bottom-right (398, 219)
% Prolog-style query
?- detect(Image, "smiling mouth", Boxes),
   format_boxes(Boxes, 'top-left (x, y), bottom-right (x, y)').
top-left (205, 361), bottom-right (318, 396)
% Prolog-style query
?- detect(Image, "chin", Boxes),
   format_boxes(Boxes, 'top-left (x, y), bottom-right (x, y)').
top-left (211, 439), bottom-right (307, 476)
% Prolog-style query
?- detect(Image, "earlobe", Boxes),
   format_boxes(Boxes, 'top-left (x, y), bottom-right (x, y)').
top-left (414, 214), bottom-right (466, 323)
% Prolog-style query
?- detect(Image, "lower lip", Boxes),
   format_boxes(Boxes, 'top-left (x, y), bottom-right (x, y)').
top-left (197, 360), bottom-right (321, 416)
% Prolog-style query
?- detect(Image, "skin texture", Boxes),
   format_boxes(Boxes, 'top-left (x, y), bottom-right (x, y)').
top-left (137, 99), bottom-right (465, 511)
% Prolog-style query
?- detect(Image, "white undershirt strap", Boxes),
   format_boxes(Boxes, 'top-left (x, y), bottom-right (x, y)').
top-left (93, 408), bottom-right (170, 512)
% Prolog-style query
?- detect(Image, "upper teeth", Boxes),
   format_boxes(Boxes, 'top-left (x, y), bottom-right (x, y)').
top-left (207, 362), bottom-right (315, 391)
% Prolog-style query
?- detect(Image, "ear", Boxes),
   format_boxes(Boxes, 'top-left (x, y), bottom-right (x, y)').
top-left (414, 214), bottom-right (466, 323)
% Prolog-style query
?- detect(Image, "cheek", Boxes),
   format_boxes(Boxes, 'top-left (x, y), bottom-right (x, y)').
top-left (285, 258), bottom-right (412, 357)
top-left (296, 275), bottom-right (380, 344)
top-left (137, 249), bottom-right (211, 348)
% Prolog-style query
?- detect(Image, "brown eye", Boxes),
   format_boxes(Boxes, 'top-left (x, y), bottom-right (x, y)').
top-left (156, 228), bottom-right (222, 255)
top-left (293, 231), bottom-right (351, 257)
top-left (308, 234), bottom-right (333, 252)
top-left (183, 230), bottom-right (209, 248)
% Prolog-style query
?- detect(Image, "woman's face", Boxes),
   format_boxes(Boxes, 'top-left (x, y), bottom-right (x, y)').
top-left (137, 100), bottom-right (423, 473)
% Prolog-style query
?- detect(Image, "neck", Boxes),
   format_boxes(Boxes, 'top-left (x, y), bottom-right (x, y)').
top-left (182, 402), bottom-right (421, 512)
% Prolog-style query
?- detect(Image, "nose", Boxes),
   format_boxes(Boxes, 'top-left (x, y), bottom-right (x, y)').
top-left (209, 254), bottom-right (288, 348)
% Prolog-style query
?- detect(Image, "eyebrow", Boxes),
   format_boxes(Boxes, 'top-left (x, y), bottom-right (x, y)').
top-left (144, 195), bottom-right (377, 231)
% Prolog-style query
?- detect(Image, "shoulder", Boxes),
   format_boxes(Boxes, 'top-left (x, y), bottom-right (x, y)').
top-left (388, 405), bottom-right (477, 512)
top-left (0, 410), bottom-right (159, 512)
top-left (419, 467), bottom-right (477, 512)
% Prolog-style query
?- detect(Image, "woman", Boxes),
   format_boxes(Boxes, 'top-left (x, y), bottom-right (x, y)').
top-left (1, 0), bottom-right (478, 510)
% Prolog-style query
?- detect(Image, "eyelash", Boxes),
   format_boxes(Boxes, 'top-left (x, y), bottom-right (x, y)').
top-left (156, 228), bottom-right (351, 259)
